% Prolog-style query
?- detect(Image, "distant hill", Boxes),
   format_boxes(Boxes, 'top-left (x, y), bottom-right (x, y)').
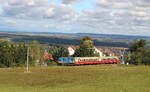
top-left (1, 31), bottom-right (150, 47)
top-left (74, 33), bottom-right (150, 40)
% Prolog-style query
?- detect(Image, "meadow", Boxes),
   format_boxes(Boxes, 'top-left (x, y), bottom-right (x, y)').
top-left (0, 65), bottom-right (150, 92)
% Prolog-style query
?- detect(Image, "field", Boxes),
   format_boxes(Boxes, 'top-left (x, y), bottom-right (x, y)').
top-left (0, 65), bottom-right (150, 92)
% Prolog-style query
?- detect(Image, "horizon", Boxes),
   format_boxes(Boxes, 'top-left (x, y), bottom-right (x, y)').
top-left (1, 30), bottom-right (150, 37)
top-left (0, 0), bottom-right (150, 36)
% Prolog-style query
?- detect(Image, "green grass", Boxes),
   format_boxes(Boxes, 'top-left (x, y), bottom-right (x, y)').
top-left (0, 65), bottom-right (150, 92)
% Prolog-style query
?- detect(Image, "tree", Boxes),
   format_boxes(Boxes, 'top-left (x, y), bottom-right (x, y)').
top-left (74, 36), bottom-right (98, 57)
top-left (128, 39), bottom-right (150, 65)
top-left (13, 43), bottom-right (27, 66)
top-left (0, 41), bottom-right (27, 67)
top-left (0, 41), bottom-right (12, 67)
top-left (129, 39), bottom-right (146, 52)
top-left (48, 46), bottom-right (69, 62)
top-left (28, 40), bottom-right (44, 66)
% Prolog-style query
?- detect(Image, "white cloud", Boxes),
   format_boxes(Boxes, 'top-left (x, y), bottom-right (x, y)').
top-left (44, 4), bottom-right (76, 21)
top-left (45, 8), bottom-right (54, 17)
top-left (0, 0), bottom-right (150, 35)
top-left (62, 0), bottom-right (83, 4)
top-left (2, 0), bottom-right (49, 19)
top-left (1, 0), bottom-right (76, 21)
top-left (76, 0), bottom-right (150, 35)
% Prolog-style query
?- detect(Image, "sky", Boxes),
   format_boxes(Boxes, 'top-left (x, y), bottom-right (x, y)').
top-left (0, 0), bottom-right (150, 36)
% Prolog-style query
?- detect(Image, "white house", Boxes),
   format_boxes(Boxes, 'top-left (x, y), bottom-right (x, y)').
top-left (68, 46), bottom-right (75, 56)
top-left (94, 47), bottom-right (103, 57)
top-left (67, 46), bottom-right (104, 57)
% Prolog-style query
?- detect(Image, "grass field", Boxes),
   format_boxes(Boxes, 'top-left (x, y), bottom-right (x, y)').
top-left (0, 65), bottom-right (150, 92)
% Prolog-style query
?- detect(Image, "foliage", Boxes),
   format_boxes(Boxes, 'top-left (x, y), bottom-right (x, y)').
top-left (129, 49), bottom-right (150, 65)
top-left (128, 39), bottom-right (150, 65)
top-left (12, 43), bottom-right (27, 66)
top-left (74, 36), bottom-right (98, 57)
top-left (28, 40), bottom-right (44, 66)
top-left (0, 41), bottom-right (27, 67)
top-left (48, 46), bottom-right (69, 62)
top-left (0, 40), bottom-right (46, 67)
top-left (129, 39), bottom-right (146, 52)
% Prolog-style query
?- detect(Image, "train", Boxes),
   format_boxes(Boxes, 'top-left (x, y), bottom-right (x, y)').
top-left (58, 57), bottom-right (120, 65)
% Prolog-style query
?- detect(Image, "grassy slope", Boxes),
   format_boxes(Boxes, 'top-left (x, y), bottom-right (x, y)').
top-left (0, 65), bottom-right (150, 92)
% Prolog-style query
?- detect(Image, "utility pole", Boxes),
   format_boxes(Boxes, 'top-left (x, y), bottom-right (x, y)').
top-left (25, 46), bottom-right (30, 73)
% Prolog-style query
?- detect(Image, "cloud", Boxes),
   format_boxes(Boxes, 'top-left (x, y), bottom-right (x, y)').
top-left (0, 0), bottom-right (77, 33)
top-left (74, 0), bottom-right (150, 35)
top-left (0, 0), bottom-right (5, 3)
top-left (96, 0), bottom-right (134, 9)
top-left (44, 4), bottom-right (76, 21)
top-left (62, 0), bottom-right (83, 4)
top-left (2, 0), bottom-right (49, 19)
top-left (1, 0), bottom-right (76, 21)
top-left (0, 0), bottom-right (150, 35)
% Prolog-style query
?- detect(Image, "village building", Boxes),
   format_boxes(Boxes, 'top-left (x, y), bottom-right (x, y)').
top-left (68, 46), bottom-right (75, 56)
top-left (94, 47), bottom-right (103, 57)
top-left (66, 45), bottom-right (128, 58)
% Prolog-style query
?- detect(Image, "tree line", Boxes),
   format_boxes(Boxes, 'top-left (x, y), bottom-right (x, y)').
top-left (0, 37), bottom-right (150, 68)
top-left (0, 37), bottom-right (100, 67)
top-left (0, 40), bottom-right (69, 67)
top-left (0, 40), bottom-right (27, 67)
